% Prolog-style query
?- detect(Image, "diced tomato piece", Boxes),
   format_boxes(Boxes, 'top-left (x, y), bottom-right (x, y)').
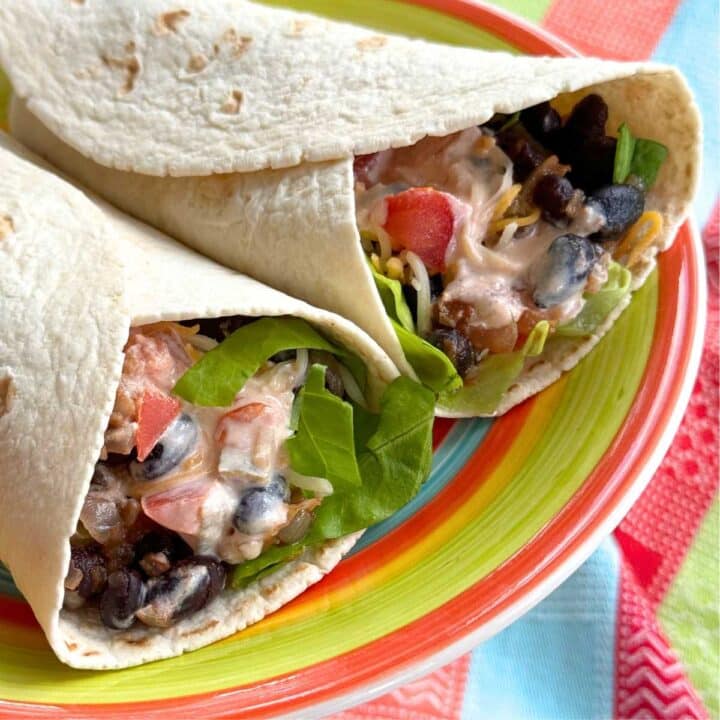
top-left (382, 188), bottom-right (455, 273)
top-left (215, 402), bottom-right (267, 444)
top-left (141, 479), bottom-right (216, 536)
top-left (225, 403), bottom-right (267, 423)
top-left (135, 390), bottom-right (181, 461)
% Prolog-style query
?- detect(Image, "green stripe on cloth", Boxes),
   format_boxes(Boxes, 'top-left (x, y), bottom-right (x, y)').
top-left (0, 70), bottom-right (10, 130)
top-left (658, 499), bottom-right (720, 717)
top-left (483, 0), bottom-right (552, 24)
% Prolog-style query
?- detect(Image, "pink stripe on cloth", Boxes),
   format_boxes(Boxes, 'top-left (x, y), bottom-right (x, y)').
top-left (616, 205), bottom-right (719, 607)
top-left (543, 0), bottom-right (682, 59)
top-left (615, 558), bottom-right (709, 719)
top-left (330, 655), bottom-right (471, 720)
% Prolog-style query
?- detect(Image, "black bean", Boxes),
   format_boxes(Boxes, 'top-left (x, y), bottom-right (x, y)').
top-left (586, 184), bottom-right (645, 237)
top-left (182, 315), bottom-right (252, 341)
top-left (564, 94), bottom-right (608, 140)
top-left (135, 557), bottom-right (226, 628)
top-left (529, 234), bottom-right (600, 308)
top-left (482, 113), bottom-right (514, 132)
top-left (66, 546), bottom-right (107, 599)
top-left (233, 477), bottom-right (289, 535)
top-left (90, 463), bottom-right (115, 488)
top-left (100, 452), bottom-right (131, 466)
top-left (401, 283), bottom-right (418, 321)
top-left (134, 530), bottom-right (192, 562)
top-left (533, 174), bottom-right (575, 220)
top-left (103, 542), bottom-right (135, 574)
top-left (428, 328), bottom-right (475, 378)
top-left (270, 350), bottom-right (296, 363)
top-left (100, 568), bottom-right (146, 630)
top-left (268, 474), bottom-right (289, 500)
top-left (497, 128), bottom-right (547, 182)
top-left (429, 273), bottom-right (445, 300)
top-left (324, 367), bottom-right (345, 398)
top-left (130, 413), bottom-right (197, 481)
top-left (278, 508), bottom-right (315, 544)
top-left (404, 274), bottom-right (444, 327)
top-left (134, 530), bottom-right (192, 577)
top-left (566, 135), bottom-right (617, 193)
top-left (521, 102), bottom-right (561, 141)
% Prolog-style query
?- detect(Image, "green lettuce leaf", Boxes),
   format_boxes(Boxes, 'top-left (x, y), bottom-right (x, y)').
top-left (613, 123), bottom-right (636, 184)
top-left (286, 364), bottom-right (362, 489)
top-left (438, 321), bottom-right (549, 415)
top-left (370, 263), bottom-right (415, 332)
top-left (556, 261), bottom-right (631, 337)
top-left (230, 543), bottom-right (305, 587)
top-left (630, 138), bottom-right (669, 190)
top-left (173, 317), bottom-right (345, 406)
top-left (393, 320), bottom-right (463, 395)
top-left (305, 376), bottom-right (434, 542)
top-left (230, 376), bottom-right (435, 589)
top-left (368, 264), bottom-right (461, 394)
top-left (613, 122), bottom-right (668, 189)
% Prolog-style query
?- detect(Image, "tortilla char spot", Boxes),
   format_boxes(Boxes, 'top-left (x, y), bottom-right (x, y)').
top-left (82, 650), bottom-right (100, 657)
top-left (101, 52), bottom-right (141, 95)
top-left (153, 9), bottom-right (190, 36)
top-left (288, 19), bottom-right (311, 36)
top-left (260, 581), bottom-right (283, 599)
top-left (187, 53), bottom-right (209, 73)
top-left (122, 636), bottom-right (150, 647)
top-left (220, 28), bottom-right (253, 58)
top-left (356, 35), bottom-right (387, 51)
top-left (180, 619), bottom-right (219, 637)
top-left (221, 90), bottom-right (244, 115)
top-left (0, 374), bottom-right (15, 417)
top-left (64, 641), bottom-right (78, 651)
top-left (0, 214), bottom-right (14, 240)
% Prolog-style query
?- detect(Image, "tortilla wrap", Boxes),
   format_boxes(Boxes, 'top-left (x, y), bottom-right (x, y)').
top-left (0, 1), bottom-right (701, 416)
top-left (0, 133), bottom-right (399, 669)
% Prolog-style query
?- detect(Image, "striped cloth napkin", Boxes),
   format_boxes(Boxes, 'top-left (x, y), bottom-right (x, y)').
top-left (331, 0), bottom-right (720, 717)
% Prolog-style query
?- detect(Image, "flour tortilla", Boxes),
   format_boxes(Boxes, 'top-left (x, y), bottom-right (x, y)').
top-left (0, 134), bottom-right (398, 669)
top-left (1, 0), bottom-right (701, 415)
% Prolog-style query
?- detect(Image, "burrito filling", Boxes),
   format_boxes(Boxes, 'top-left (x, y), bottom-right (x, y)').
top-left (64, 316), bottom-right (434, 631)
top-left (355, 93), bottom-right (667, 409)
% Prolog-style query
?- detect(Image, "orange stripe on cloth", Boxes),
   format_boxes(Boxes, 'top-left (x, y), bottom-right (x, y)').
top-left (543, 0), bottom-right (682, 59)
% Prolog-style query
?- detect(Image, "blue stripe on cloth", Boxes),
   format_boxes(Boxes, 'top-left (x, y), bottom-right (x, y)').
top-left (652, 0), bottom-right (719, 224)
top-left (461, 538), bottom-right (620, 720)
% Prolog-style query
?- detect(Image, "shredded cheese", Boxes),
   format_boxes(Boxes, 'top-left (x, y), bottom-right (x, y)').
top-left (139, 321), bottom-right (199, 338)
top-left (492, 207), bottom-right (541, 233)
top-left (386, 256), bottom-right (405, 280)
top-left (375, 227), bottom-right (393, 262)
top-left (491, 183), bottom-right (522, 222)
top-left (613, 211), bottom-right (664, 268)
top-left (185, 343), bottom-right (204, 363)
top-left (473, 134), bottom-right (495, 156)
top-left (405, 250), bottom-right (432, 337)
top-left (496, 221), bottom-right (519, 250)
top-left (335, 363), bottom-right (368, 409)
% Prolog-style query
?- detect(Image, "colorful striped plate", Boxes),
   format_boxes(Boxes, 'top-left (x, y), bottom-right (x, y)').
top-left (0, 1), bottom-right (706, 717)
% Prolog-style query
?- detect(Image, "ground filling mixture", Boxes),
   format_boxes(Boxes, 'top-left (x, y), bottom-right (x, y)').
top-left (64, 318), bottom-right (351, 631)
top-left (355, 93), bottom-right (666, 381)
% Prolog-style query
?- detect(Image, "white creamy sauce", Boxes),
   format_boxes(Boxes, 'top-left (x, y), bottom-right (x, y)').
top-left (355, 129), bottom-right (609, 334)
top-left (128, 355), bottom-right (305, 563)
top-left (193, 360), bottom-right (301, 561)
